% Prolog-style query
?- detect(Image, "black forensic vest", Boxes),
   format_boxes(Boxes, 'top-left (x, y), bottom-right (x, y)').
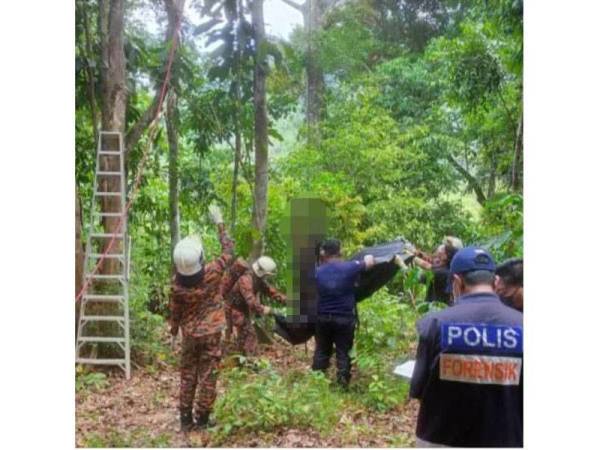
top-left (410, 292), bottom-right (523, 447)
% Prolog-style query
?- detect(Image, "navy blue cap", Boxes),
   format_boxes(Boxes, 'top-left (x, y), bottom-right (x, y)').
top-left (450, 246), bottom-right (496, 275)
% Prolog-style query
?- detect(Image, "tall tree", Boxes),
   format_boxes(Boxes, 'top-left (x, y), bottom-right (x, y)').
top-left (98, 0), bottom-right (127, 271)
top-left (95, 0), bottom-right (183, 272)
top-left (165, 0), bottom-right (185, 265)
top-left (280, 0), bottom-right (327, 145)
top-left (166, 92), bottom-right (181, 265)
top-left (250, 0), bottom-right (268, 259)
top-left (80, 0), bottom-right (99, 144)
top-left (230, 0), bottom-right (243, 232)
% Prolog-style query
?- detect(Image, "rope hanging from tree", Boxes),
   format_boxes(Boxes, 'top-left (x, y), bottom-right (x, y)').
top-left (76, 5), bottom-right (184, 303)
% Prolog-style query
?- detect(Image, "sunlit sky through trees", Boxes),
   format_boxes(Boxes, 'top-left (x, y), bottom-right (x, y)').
top-left (132, 0), bottom-right (303, 45)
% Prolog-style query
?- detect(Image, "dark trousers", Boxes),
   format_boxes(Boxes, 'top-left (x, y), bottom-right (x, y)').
top-left (311, 314), bottom-right (356, 385)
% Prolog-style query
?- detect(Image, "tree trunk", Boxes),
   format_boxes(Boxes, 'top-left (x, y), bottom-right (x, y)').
top-left (306, 0), bottom-right (325, 146)
top-left (280, 0), bottom-right (325, 145)
top-left (99, 0), bottom-right (127, 273)
top-left (487, 150), bottom-right (497, 199)
top-left (511, 115), bottom-right (523, 192)
top-left (231, 122), bottom-right (242, 233)
top-left (251, 0), bottom-right (269, 260)
top-left (166, 93), bottom-right (180, 267)
top-left (230, 0), bottom-right (242, 233)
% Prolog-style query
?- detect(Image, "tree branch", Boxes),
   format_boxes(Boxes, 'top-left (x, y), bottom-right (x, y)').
top-left (511, 114), bottom-right (523, 191)
top-left (447, 154), bottom-right (487, 205)
top-left (279, 0), bottom-right (305, 13)
top-left (125, 0), bottom-right (183, 154)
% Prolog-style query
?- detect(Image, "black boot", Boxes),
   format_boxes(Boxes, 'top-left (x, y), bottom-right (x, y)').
top-left (180, 410), bottom-right (194, 432)
top-left (337, 372), bottom-right (351, 391)
top-left (195, 411), bottom-right (211, 430)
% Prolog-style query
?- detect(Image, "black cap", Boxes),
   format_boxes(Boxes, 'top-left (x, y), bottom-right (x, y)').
top-left (320, 238), bottom-right (341, 257)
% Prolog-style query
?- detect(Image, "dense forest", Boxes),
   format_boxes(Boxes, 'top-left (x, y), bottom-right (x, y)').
top-left (75, 0), bottom-right (523, 446)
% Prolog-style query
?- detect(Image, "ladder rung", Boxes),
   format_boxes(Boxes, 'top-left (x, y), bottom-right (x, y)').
top-left (89, 253), bottom-right (124, 259)
top-left (95, 192), bottom-right (122, 197)
top-left (93, 212), bottom-right (124, 217)
top-left (90, 233), bottom-right (124, 239)
top-left (77, 358), bottom-right (126, 365)
top-left (83, 294), bottom-right (124, 302)
top-left (81, 315), bottom-right (125, 322)
top-left (85, 274), bottom-right (123, 279)
top-left (97, 171), bottom-right (121, 176)
top-left (78, 337), bottom-right (125, 343)
top-left (98, 151), bottom-right (121, 155)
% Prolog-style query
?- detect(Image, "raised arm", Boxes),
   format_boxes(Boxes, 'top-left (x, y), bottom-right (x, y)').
top-left (208, 204), bottom-right (234, 266)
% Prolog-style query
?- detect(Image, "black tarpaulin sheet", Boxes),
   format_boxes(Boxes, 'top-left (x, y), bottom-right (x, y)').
top-left (351, 238), bottom-right (415, 302)
top-left (274, 238), bottom-right (415, 345)
top-left (273, 315), bottom-right (315, 345)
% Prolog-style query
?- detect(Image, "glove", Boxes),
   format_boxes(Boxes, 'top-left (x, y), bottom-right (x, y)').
top-left (263, 306), bottom-right (273, 316)
top-left (363, 254), bottom-right (375, 269)
top-left (208, 204), bottom-right (224, 224)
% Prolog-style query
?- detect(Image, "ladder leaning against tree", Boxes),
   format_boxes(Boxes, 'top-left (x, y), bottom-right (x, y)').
top-left (76, 131), bottom-right (131, 379)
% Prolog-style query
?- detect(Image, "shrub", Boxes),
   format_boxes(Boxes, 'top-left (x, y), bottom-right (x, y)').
top-left (76, 370), bottom-right (109, 392)
top-left (213, 361), bottom-right (343, 439)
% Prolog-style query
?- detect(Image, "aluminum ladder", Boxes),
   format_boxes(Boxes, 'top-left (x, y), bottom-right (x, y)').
top-left (76, 131), bottom-right (131, 379)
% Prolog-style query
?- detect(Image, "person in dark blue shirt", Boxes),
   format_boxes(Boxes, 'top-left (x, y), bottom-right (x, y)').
top-left (410, 247), bottom-right (523, 447)
top-left (312, 238), bottom-right (374, 387)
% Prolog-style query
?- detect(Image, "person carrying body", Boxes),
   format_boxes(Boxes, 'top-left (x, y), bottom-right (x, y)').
top-left (168, 205), bottom-right (234, 432)
top-left (225, 256), bottom-right (286, 356)
top-left (410, 246), bottom-right (523, 447)
top-left (412, 236), bottom-right (463, 304)
top-left (311, 238), bottom-right (375, 388)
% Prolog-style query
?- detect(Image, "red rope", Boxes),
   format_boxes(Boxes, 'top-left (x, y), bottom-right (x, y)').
top-left (76, 6), bottom-right (184, 303)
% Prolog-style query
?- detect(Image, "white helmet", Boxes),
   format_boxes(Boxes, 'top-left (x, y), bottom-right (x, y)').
top-left (444, 236), bottom-right (464, 251)
top-left (252, 256), bottom-right (277, 278)
top-left (173, 236), bottom-right (204, 276)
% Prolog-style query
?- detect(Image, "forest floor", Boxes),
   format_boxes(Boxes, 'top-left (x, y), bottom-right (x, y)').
top-left (76, 327), bottom-right (418, 448)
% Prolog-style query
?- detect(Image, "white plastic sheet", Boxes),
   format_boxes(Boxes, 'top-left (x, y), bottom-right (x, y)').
top-left (393, 360), bottom-right (416, 380)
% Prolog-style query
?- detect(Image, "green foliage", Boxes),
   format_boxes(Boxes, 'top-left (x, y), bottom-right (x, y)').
top-left (74, 0), bottom-right (522, 380)
top-left (76, 371), bottom-right (109, 392)
top-left (317, 2), bottom-right (381, 80)
top-left (479, 193), bottom-right (523, 261)
top-left (356, 289), bottom-right (414, 364)
top-left (428, 22), bottom-right (503, 111)
top-left (128, 237), bottom-right (173, 366)
top-left (82, 429), bottom-right (173, 448)
top-left (359, 372), bottom-right (409, 412)
top-left (213, 361), bottom-right (343, 440)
